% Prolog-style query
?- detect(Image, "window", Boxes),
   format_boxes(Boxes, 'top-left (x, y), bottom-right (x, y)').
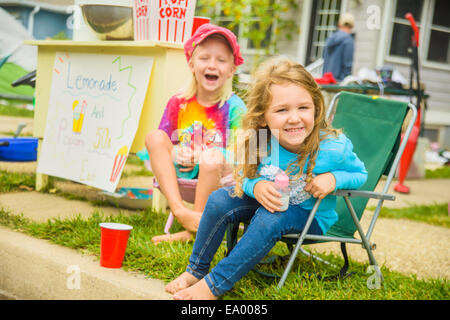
top-left (426, 0), bottom-right (450, 64)
top-left (389, 0), bottom-right (423, 58)
top-left (388, 0), bottom-right (450, 67)
top-left (306, 0), bottom-right (343, 66)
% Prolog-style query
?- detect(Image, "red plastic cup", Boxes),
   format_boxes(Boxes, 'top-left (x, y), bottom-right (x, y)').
top-left (192, 16), bottom-right (210, 35)
top-left (99, 222), bottom-right (133, 268)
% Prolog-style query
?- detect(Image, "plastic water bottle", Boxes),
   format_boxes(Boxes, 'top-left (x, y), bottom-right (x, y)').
top-left (275, 172), bottom-right (290, 211)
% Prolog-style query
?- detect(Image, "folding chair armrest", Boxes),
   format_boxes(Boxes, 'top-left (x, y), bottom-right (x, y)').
top-left (333, 189), bottom-right (395, 201)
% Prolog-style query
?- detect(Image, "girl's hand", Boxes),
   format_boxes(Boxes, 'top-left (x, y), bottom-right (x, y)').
top-left (174, 145), bottom-right (196, 172)
top-left (304, 172), bottom-right (336, 199)
top-left (178, 163), bottom-right (196, 172)
top-left (254, 180), bottom-right (284, 213)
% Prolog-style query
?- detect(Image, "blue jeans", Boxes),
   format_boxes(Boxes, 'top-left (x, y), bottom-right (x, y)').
top-left (186, 187), bottom-right (323, 296)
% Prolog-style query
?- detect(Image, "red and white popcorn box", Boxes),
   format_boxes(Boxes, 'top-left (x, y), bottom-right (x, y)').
top-left (150, 0), bottom-right (197, 44)
top-left (134, 0), bottom-right (197, 43)
top-left (133, 0), bottom-right (151, 40)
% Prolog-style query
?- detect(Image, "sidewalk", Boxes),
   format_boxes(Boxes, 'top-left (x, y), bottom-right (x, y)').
top-left (371, 178), bottom-right (450, 209)
top-left (0, 115), bottom-right (34, 136)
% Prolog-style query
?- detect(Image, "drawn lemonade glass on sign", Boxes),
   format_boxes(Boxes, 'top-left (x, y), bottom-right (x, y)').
top-left (72, 99), bottom-right (87, 133)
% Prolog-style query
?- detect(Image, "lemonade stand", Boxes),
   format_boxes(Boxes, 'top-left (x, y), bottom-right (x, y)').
top-left (28, 0), bottom-right (197, 195)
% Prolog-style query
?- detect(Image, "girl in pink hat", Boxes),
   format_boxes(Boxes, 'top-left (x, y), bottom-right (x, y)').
top-left (144, 24), bottom-right (246, 244)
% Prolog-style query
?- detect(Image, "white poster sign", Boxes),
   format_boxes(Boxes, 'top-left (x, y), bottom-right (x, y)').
top-left (37, 52), bottom-right (153, 192)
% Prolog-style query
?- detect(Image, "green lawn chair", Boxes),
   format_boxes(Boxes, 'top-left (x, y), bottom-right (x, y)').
top-left (226, 91), bottom-right (417, 289)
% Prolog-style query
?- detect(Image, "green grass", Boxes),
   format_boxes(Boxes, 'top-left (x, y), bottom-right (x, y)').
top-left (0, 62), bottom-right (34, 98)
top-left (0, 207), bottom-right (447, 300)
top-left (425, 166), bottom-right (450, 179)
top-left (125, 154), bottom-right (146, 166)
top-left (0, 170), bottom-right (35, 192)
top-left (121, 154), bottom-right (153, 178)
top-left (371, 203), bottom-right (449, 228)
top-left (0, 103), bottom-right (34, 118)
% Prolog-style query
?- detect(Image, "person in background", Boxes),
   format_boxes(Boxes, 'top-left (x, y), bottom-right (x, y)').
top-left (322, 13), bottom-right (355, 82)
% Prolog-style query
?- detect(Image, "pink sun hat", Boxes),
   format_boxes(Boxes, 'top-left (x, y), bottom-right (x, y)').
top-left (184, 23), bottom-right (244, 66)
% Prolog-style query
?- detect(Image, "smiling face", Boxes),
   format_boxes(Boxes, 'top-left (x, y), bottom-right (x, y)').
top-left (263, 83), bottom-right (315, 153)
top-left (188, 35), bottom-right (235, 103)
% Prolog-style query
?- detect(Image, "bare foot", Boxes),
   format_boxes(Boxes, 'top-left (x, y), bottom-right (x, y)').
top-left (172, 207), bottom-right (202, 232)
top-left (152, 230), bottom-right (193, 245)
top-left (173, 279), bottom-right (218, 300)
top-left (165, 272), bottom-right (200, 294)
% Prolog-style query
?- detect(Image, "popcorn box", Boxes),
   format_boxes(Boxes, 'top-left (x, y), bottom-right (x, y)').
top-left (134, 0), bottom-right (197, 43)
top-left (133, 0), bottom-right (150, 40)
top-left (151, 0), bottom-right (197, 43)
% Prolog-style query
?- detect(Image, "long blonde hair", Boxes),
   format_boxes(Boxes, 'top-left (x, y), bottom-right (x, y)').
top-left (233, 57), bottom-right (340, 197)
top-left (178, 34), bottom-right (234, 107)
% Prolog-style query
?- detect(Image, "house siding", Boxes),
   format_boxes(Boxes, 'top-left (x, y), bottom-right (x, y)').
top-left (1, 5), bottom-right (72, 39)
top-left (350, 0), bottom-right (382, 72)
top-left (276, 3), bottom-right (303, 60)
top-left (34, 9), bottom-right (72, 39)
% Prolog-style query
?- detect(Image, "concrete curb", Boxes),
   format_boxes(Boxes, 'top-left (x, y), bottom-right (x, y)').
top-left (0, 226), bottom-right (172, 300)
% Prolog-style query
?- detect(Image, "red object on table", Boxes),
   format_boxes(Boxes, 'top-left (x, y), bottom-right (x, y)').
top-left (191, 16), bottom-right (210, 35)
top-left (315, 72), bottom-right (337, 85)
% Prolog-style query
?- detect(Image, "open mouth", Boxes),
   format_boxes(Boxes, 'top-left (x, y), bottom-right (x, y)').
top-left (284, 127), bottom-right (304, 134)
top-left (205, 74), bottom-right (219, 81)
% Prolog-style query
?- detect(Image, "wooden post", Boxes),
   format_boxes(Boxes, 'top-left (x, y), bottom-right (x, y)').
top-left (35, 139), bottom-right (49, 191)
top-left (152, 187), bottom-right (168, 212)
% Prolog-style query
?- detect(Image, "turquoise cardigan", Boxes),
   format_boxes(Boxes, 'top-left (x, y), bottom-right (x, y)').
top-left (243, 133), bottom-right (368, 234)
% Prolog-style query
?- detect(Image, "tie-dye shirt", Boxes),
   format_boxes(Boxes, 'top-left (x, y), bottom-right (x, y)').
top-left (158, 94), bottom-right (246, 153)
